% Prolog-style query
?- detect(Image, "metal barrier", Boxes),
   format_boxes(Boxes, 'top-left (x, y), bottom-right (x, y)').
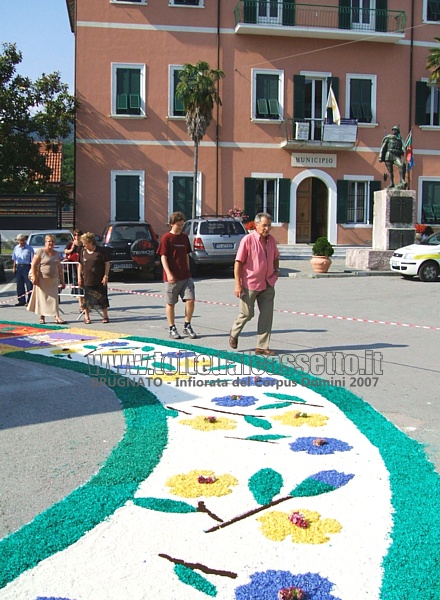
top-left (59, 261), bottom-right (84, 305)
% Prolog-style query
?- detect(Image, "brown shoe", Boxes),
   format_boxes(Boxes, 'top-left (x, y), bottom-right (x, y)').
top-left (255, 348), bottom-right (276, 356)
top-left (229, 331), bottom-right (238, 349)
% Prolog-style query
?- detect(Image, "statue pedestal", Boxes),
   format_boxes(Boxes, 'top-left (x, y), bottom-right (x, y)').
top-left (346, 188), bottom-right (416, 270)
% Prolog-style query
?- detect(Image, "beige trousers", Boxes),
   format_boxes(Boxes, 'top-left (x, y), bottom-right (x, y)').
top-left (230, 285), bottom-right (275, 349)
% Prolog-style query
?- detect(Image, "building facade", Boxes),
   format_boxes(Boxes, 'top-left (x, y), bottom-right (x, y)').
top-left (66, 0), bottom-right (440, 244)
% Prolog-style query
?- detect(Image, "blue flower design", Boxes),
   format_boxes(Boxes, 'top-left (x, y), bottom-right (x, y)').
top-left (97, 341), bottom-right (130, 348)
top-left (212, 395), bottom-right (258, 407)
top-left (289, 437), bottom-right (353, 455)
top-left (161, 351), bottom-right (196, 358)
top-left (235, 570), bottom-right (341, 599)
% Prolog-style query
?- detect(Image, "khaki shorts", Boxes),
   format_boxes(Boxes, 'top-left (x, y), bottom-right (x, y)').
top-left (165, 278), bottom-right (195, 305)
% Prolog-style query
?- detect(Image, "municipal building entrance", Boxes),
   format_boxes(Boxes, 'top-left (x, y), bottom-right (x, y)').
top-left (296, 177), bottom-right (328, 242)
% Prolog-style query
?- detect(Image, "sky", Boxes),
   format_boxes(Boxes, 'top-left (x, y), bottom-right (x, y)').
top-left (0, 0), bottom-right (74, 92)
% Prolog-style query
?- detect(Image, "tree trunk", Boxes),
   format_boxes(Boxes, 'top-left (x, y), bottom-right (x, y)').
top-left (192, 140), bottom-right (199, 219)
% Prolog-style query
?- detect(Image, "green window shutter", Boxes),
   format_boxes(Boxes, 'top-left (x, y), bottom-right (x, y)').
top-left (256, 75), bottom-right (279, 119)
top-left (350, 79), bottom-right (372, 122)
top-left (375, 0), bottom-right (387, 32)
top-left (244, 178), bottom-right (257, 220)
top-left (244, 0), bottom-right (257, 23)
top-left (117, 94), bottom-right (128, 110)
top-left (293, 75), bottom-right (305, 120)
top-left (116, 175), bottom-right (140, 221)
top-left (116, 68), bottom-right (141, 115)
top-left (278, 178), bottom-right (291, 223)
top-left (415, 81), bottom-right (428, 125)
top-left (173, 176), bottom-right (193, 217)
top-left (369, 180), bottom-right (381, 224)
top-left (282, 0), bottom-right (296, 26)
top-left (338, 0), bottom-right (351, 29)
top-left (337, 180), bottom-right (349, 223)
top-left (268, 99), bottom-right (280, 117)
top-left (257, 99), bottom-right (269, 116)
top-left (173, 70), bottom-right (185, 116)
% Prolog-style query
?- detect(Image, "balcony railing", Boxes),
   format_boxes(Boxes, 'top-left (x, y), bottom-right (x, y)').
top-left (234, 2), bottom-right (406, 36)
top-left (282, 118), bottom-right (358, 149)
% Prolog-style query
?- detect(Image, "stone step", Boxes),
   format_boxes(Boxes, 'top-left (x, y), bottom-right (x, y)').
top-left (277, 245), bottom-right (370, 259)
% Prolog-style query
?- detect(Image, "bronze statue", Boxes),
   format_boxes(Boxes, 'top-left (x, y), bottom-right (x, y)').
top-left (379, 126), bottom-right (407, 189)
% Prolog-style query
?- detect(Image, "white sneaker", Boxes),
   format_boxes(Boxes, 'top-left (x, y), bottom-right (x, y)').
top-left (183, 323), bottom-right (197, 339)
top-left (169, 326), bottom-right (182, 339)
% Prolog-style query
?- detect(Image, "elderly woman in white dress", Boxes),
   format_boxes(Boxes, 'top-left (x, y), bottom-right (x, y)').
top-left (27, 234), bottom-right (67, 324)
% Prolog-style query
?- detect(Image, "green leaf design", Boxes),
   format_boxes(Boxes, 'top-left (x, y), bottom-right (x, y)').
top-left (134, 497), bottom-right (197, 513)
top-left (165, 408), bottom-right (179, 418)
top-left (264, 392), bottom-right (306, 403)
top-left (244, 415), bottom-right (272, 430)
top-left (174, 564), bottom-right (217, 596)
top-left (289, 479), bottom-right (334, 498)
top-left (256, 402), bottom-right (292, 410)
top-left (249, 468), bottom-right (284, 505)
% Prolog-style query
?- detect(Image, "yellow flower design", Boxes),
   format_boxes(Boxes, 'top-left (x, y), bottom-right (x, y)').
top-left (179, 415), bottom-right (237, 431)
top-left (166, 469), bottom-right (238, 498)
top-left (258, 508), bottom-right (342, 544)
top-left (272, 411), bottom-right (328, 428)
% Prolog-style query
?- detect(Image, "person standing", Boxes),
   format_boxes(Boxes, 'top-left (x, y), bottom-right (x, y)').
top-left (157, 211), bottom-right (197, 340)
top-left (27, 234), bottom-right (66, 324)
top-left (229, 212), bottom-right (280, 356)
top-left (78, 232), bottom-right (110, 324)
top-left (12, 234), bottom-right (34, 306)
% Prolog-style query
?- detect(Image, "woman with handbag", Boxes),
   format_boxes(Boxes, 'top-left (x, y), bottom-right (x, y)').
top-left (64, 229), bottom-right (84, 311)
top-left (78, 232), bottom-right (110, 324)
top-left (27, 234), bottom-right (67, 324)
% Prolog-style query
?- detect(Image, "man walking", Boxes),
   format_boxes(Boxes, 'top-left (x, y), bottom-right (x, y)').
top-left (12, 234), bottom-right (34, 306)
top-left (158, 211), bottom-right (197, 340)
top-left (229, 212), bottom-right (280, 355)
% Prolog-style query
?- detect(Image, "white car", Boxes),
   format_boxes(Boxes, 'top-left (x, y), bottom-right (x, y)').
top-left (390, 231), bottom-right (440, 282)
top-left (27, 229), bottom-right (74, 259)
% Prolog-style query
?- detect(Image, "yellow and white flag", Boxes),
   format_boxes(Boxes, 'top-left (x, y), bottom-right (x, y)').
top-left (326, 85), bottom-right (341, 125)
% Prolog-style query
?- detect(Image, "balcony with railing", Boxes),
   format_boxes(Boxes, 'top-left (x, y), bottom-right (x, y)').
top-left (281, 118), bottom-right (358, 150)
top-left (234, 2), bottom-right (406, 42)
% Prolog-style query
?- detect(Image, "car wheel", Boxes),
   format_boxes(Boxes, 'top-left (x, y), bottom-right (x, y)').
top-left (418, 261), bottom-right (439, 282)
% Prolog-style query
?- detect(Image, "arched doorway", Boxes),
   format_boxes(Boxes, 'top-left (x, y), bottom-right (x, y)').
top-left (296, 177), bottom-right (328, 243)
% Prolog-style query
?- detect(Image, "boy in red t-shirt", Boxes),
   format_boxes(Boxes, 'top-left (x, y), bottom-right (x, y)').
top-left (157, 211), bottom-right (197, 339)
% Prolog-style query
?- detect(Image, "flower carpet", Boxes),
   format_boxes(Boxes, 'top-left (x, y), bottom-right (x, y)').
top-left (0, 321), bottom-right (439, 599)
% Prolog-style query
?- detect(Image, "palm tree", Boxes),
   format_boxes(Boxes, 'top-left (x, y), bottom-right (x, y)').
top-left (427, 37), bottom-right (440, 86)
top-left (176, 61), bottom-right (225, 218)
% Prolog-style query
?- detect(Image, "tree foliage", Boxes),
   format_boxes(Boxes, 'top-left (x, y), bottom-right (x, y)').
top-left (0, 42), bottom-right (77, 193)
top-left (427, 37), bottom-right (440, 87)
top-left (176, 61), bottom-right (224, 218)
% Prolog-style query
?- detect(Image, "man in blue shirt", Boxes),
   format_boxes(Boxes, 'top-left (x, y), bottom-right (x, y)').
top-left (12, 234), bottom-right (34, 306)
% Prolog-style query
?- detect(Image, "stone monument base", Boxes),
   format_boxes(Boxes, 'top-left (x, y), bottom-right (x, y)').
top-left (346, 248), bottom-right (394, 271)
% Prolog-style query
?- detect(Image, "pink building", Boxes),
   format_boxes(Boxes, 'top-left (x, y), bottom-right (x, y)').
top-left (65, 0), bottom-right (440, 244)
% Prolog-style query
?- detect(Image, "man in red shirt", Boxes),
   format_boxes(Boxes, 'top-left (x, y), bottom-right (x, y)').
top-left (229, 212), bottom-right (280, 355)
top-left (157, 211), bottom-right (197, 339)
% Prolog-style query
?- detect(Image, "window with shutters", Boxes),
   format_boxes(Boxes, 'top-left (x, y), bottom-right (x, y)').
top-left (252, 70), bottom-right (283, 121)
top-left (415, 81), bottom-right (440, 127)
top-left (111, 171), bottom-right (144, 222)
top-left (347, 181), bottom-right (369, 223)
top-left (244, 176), bottom-right (291, 223)
top-left (338, 178), bottom-right (379, 225)
top-left (112, 64), bottom-right (145, 117)
top-left (424, 0), bottom-right (440, 21)
top-left (346, 74), bottom-right (376, 124)
top-left (169, 66), bottom-right (185, 118)
top-left (170, 0), bottom-right (203, 6)
top-left (420, 180), bottom-right (440, 224)
top-left (351, 0), bottom-right (376, 30)
top-left (168, 172), bottom-right (201, 218)
top-left (112, 0), bottom-right (146, 4)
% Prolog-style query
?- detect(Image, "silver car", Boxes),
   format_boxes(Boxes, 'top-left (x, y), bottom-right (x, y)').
top-left (27, 229), bottom-right (74, 259)
top-left (182, 216), bottom-right (247, 275)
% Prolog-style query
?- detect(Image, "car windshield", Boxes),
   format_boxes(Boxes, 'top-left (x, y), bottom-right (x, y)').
top-left (199, 221), bottom-right (245, 235)
top-left (422, 233), bottom-right (440, 245)
top-left (112, 226), bottom-right (153, 241)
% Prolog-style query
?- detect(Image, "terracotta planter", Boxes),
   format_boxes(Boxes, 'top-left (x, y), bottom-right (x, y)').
top-left (310, 255), bottom-right (332, 273)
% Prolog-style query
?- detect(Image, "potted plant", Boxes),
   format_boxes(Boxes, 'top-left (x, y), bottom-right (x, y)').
top-left (310, 237), bottom-right (334, 273)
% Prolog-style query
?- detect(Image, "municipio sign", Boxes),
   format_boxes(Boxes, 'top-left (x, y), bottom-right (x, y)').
top-left (291, 153), bottom-right (337, 168)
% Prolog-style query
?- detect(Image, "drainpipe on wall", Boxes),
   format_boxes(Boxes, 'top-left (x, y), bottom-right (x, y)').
top-left (215, 0), bottom-right (221, 216)
top-left (407, 0), bottom-right (415, 191)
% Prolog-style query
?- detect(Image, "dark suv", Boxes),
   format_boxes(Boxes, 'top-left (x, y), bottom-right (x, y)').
top-left (182, 216), bottom-right (247, 275)
top-left (100, 222), bottom-right (160, 278)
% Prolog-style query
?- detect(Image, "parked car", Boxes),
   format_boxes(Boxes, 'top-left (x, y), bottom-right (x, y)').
top-left (100, 222), bottom-right (160, 278)
top-left (27, 229), bottom-right (74, 259)
top-left (390, 231), bottom-right (440, 282)
top-left (182, 216), bottom-right (247, 275)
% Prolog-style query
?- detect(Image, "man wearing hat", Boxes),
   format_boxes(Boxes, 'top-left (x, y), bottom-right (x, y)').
top-left (12, 234), bottom-right (34, 306)
top-left (379, 126), bottom-right (406, 189)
